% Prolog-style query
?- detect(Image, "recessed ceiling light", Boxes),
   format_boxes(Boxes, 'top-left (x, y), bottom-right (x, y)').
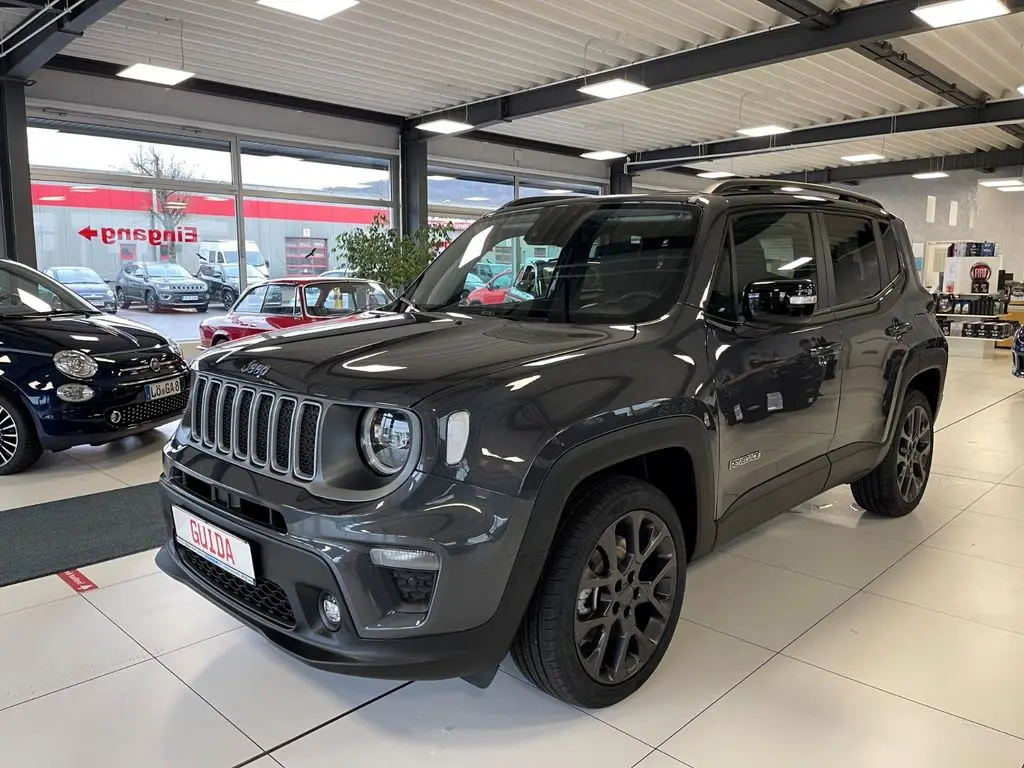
top-left (912, 171), bottom-right (949, 179)
top-left (1018, 85), bottom-right (1024, 96)
top-left (464, 196), bottom-right (490, 202)
top-left (541, 189), bottom-right (573, 194)
top-left (979, 178), bottom-right (1024, 187)
top-left (256, 0), bottom-right (359, 21)
top-left (418, 119), bottom-right (474, 134)
top-left (39, 196), bottom-right (66, 202)
top-left (795, 195), bottom-right (827, 202)
top-left (911, 0), bottom-right (1008, 29)
top-left (998, 185), bottom-right (1024, 192)
top-left (736, 125), bottom-right (791, 137)
top-left (842, 153), bottom-right (887, 163)
top-left (697, 171), bottom-right (738, 179)
top-left (580, 150), bottom-right (628, 161)
top-left (577, 78), bottom-right (650, 100)
top-left (427, 175), bottom-right (455, 181)
top-left (117, 63), bottom-right (194, 86)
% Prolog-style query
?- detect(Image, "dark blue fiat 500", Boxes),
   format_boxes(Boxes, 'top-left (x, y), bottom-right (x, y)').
top-left (0, 259), bottom-right (189, 474)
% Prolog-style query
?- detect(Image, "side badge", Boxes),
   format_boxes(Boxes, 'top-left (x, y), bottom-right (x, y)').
top-left (703, 413), bottom-right (711, 428)
top-left (729, 450), bottom-right (762, 471)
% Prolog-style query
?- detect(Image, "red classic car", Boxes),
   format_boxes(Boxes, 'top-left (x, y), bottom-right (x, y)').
top-left (465, 269), bottom-right (513, 305)
top-left (198, 276), bottom-right (394, 348)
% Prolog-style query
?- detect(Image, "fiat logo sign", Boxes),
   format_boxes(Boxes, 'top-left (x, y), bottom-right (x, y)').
top-left (970, 263), bottom-right (992, 280)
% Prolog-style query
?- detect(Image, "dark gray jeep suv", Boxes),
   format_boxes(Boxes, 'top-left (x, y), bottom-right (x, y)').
top-left (156, 180), bottom-right (947, 707)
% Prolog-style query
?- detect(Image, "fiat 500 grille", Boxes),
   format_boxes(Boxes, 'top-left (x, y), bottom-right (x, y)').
top-left (189, 374), bottom-right (322, 481)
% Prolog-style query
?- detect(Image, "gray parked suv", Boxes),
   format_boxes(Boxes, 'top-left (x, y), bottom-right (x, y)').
top-left (116, 261), bottom-right (209, 313)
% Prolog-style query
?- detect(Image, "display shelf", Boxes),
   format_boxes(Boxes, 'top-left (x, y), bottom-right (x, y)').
top-left (945, 335), bottom-right (1014, 342)
top-left (935, 313), bottom-right (1003, 319)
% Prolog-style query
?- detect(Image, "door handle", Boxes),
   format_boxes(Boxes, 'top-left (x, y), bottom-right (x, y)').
top-left (809, 343), bottom-right (840, 357)
top-left (886, 320), bottom-right (913, 338)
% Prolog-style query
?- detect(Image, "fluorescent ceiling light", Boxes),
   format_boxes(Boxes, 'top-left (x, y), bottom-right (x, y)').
top-left (998, 185), bottom-right (1024, 192)
top-left (256, 0), bottom-right (359, 21)
top-left (736, 124), bottom-right (790, 137)
top-left (427, 175), bottom-right (455, 181)
top-left (697, 171), bottom-right (737, 179)
top-left (117, 63), bottom-right (194, 86)
top-left (795, 195), bottom-right (827, 202)
top-left (778, 256), bottom-right (813, 271)
top-left (911, 0), bottom-right (1008, 29)
top-left (912, 171), bottom-right (949, 179)
top-left (70, 186), bottom-right (96, 192)
top-left (39, 196), bottom-right (65, 202)
top-left (541, 189), bottom-right (573, 194)
top-left (577, 78), bottom-right (649, 100)
top-left (979, 178), bottom-right (1024, 187)
top-left (842, 153), bottom-right (886, 163)
top-left (418, 119), bottom-right (474, 134)
top-left (580, 150), bottom-right (627, 160)
top-left (781, 186), bottom-right (804, 193)
top-left (1018, 85), bottom-right (1024, 96)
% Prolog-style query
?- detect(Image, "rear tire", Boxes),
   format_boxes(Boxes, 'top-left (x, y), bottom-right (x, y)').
top-left (851, 388), bottom-right (934, 518)
top-left (222, 288), bottom-right (236, 307)
top-left (196, 305), bottom-right (209, 314)
top-left (511, 476), bottom-right (687, 708)
top-left (116, 288), bottom-right (131, 310)
top-left (0, 394), bottom-right (43, 476)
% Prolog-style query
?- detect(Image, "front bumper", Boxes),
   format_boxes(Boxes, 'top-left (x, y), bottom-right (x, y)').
top-left (1013, 347), bottom-right (1024, 378)
top-left (34, 372), bottom-right (190, 450)
top-left (156, 448), bottom-right (542, 680)
top-left (156, 293), bottom-right (208, 308)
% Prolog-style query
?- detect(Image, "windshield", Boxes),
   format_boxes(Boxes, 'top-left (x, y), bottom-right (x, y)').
top-left (0, 261), bottom-right (99, 317)
top-left (144, 263), bottom-right (192, 278)
top-left (53, 267), bottom-right (104, 284)
top-left (223, 264), bottom-right (264, 280)
top-left (407, 201), bottom-right (701, 324)
top-left (304, 280), bottom-right (394, 316)
top-left (224, 250), bottom-right (265, 267)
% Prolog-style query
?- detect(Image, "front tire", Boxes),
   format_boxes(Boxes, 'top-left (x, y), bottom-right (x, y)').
top-left (511, 477), bottom-right (686, 708)
top-left (116, 288), bottom-right (131, 310)
top-left (221, 288), bottom-right (236, 307)
top-left (0, 394), bottom-right (43, 475)
top-left (146, 292), bottom-right (159, 313)
top-left (196, 305), bottom-right (208, 313)
top-left (851, 388), bottom-right (934, 518)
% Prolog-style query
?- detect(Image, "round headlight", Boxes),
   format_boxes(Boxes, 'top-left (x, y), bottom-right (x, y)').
top-left (53, 350), bottom-right (98, 379)
top-left (167, 339), bottom-right (183, 359)
top-left (106, 289), bottom-right (114, 298)
top-left (359, 408), bottom-right (413, 475)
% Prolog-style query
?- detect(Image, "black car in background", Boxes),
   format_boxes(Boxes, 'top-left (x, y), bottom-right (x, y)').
top-left (0, 260), bottom-right (189, 474)
top-left (157, 182), bottom-right (947, 709)
top-left (43, 266), bottom-right (117, 313)
top-left (195, 263), bottom-right (267, 307)
top-left (116, 261), bottom-right (209, 313)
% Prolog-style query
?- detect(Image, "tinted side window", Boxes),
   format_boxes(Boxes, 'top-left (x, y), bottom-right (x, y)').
top-left (262, 284), bottom-right (299, 315)
top-left (823, 214), bottom-right (883, 305)
top-left (236, 286), bottom-right (267, 313)
top-left (878, 221), bottom-right (902, 281)
top-left (732, 210), bottom-right (818, 291)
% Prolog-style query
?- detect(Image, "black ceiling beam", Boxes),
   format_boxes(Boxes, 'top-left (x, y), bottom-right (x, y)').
top-left (0, 1), bottom-right (54, 9)
top-left (1, 0), bottom-right (126, 80)
top-left (773, 147), bottom-right (1024, 183)
top-left (758, 0), bottom-right (837, 29)
top-left (410, 0), bottom-right (1024, 135)
top-left (627, 98), bottom-right (1024, 173)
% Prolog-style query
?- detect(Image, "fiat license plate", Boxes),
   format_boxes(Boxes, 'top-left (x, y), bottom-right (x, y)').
top-left (145, 377), bottom-right (182, 401)
top-left (173, 505), bottom-right (255, 584)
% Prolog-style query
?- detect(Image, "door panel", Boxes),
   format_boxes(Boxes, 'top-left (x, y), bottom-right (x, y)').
top-left (708, 209), bottom-right (842, 517)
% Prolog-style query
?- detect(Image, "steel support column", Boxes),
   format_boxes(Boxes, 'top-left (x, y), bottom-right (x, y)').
top-left (610, 162), bottom-right (633, 195)
top-left (0, 80), bottom-right (35, 266)
top-left (399, 130), bottom-right (428, 237)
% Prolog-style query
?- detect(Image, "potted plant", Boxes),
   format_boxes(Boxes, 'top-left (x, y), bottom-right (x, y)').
top-left (333, 213), bottom-right (453, 293)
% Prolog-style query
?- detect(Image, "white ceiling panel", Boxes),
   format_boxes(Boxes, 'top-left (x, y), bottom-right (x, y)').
top-left (63, 0), bottom-right (787, 117)
top-left (685, 125), bottom-right (1022, 178)
top-left (484, 47), bottom-right (947, 152)
top-left (897, 13), bottom-right (1024, 101)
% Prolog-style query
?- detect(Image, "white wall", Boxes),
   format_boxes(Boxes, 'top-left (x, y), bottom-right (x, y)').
top-left (854, 171), bottom-right (1024, 276)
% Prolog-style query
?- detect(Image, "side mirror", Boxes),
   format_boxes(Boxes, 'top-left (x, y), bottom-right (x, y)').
top-left (742, 278), bottom-right (817, 322)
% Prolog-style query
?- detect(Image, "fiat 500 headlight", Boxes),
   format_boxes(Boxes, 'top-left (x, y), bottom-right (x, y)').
top-left (359, 407), bottom-right (413, 475)
top-left (53, 349), bottom-right (99, 380)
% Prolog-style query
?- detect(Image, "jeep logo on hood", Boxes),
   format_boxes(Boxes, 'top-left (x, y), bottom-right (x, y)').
top-left (241, 361), bottom-right (271, 378)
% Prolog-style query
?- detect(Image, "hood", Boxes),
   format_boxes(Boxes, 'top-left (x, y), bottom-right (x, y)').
top-left (67, 283), bottom-right (112, 295)
top-left (196, 311), bottom-right (635, 406)
top-left (0, 312), bottom-right (171, 356)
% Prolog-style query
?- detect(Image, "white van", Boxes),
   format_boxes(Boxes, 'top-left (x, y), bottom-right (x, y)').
top-left (197, 240), bottom-right (270, 279)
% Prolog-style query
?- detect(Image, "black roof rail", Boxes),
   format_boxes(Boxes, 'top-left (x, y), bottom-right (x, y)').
top-left (497, 194), bottom-right (588, 210)
top-left (704, 179), bottom-right (883, 209)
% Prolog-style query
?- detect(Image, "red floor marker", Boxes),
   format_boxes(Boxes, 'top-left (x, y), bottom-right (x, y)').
top-left (58, 570), bottom-right (98, 593)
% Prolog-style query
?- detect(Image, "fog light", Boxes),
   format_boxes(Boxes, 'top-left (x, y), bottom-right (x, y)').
top-left (56, 383), bottom-right (95, 403)
top-left (319, 592), bottom-right (342, 630)
top-left (109, 410), bottom-right (123, 425)
top-left (159, 293), bottom-right (171, 300)
top-left (370, 547), bottom-right (440, 571)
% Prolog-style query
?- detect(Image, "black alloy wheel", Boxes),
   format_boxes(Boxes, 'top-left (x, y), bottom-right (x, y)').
top-left (146, 292), bottom-right (158, 313)
top-left (574, 509), bottom-right (678, 685)
top-left (511, 477), bottom-right (687, 707)
top-left (896, 404), bottom-right (933, 503)
top-left (222, 288), bottom-right (236, 307)
top-left (116, 288), bottom-right (131, 309)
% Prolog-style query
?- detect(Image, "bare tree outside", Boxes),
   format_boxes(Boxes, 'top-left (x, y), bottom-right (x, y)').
top-left (123, 145), bottom-right (194, 262)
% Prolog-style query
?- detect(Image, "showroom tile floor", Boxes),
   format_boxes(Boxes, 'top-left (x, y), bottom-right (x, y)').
top-left (3, 355), bottom-right (1024, 766)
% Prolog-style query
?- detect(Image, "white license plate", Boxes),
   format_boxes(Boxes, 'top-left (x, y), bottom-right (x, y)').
top-left (182, 295), bottom-right (199, 302)
top-left (145, 377), bottom-right (182, 401)
top-left (89, 299), bottom-right (105, 306)
top-left (173, 505), bottom-right (255, 585)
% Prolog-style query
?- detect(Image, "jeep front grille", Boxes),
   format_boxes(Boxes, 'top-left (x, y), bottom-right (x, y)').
top-left (189, 374), bottom-right (323, 481)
